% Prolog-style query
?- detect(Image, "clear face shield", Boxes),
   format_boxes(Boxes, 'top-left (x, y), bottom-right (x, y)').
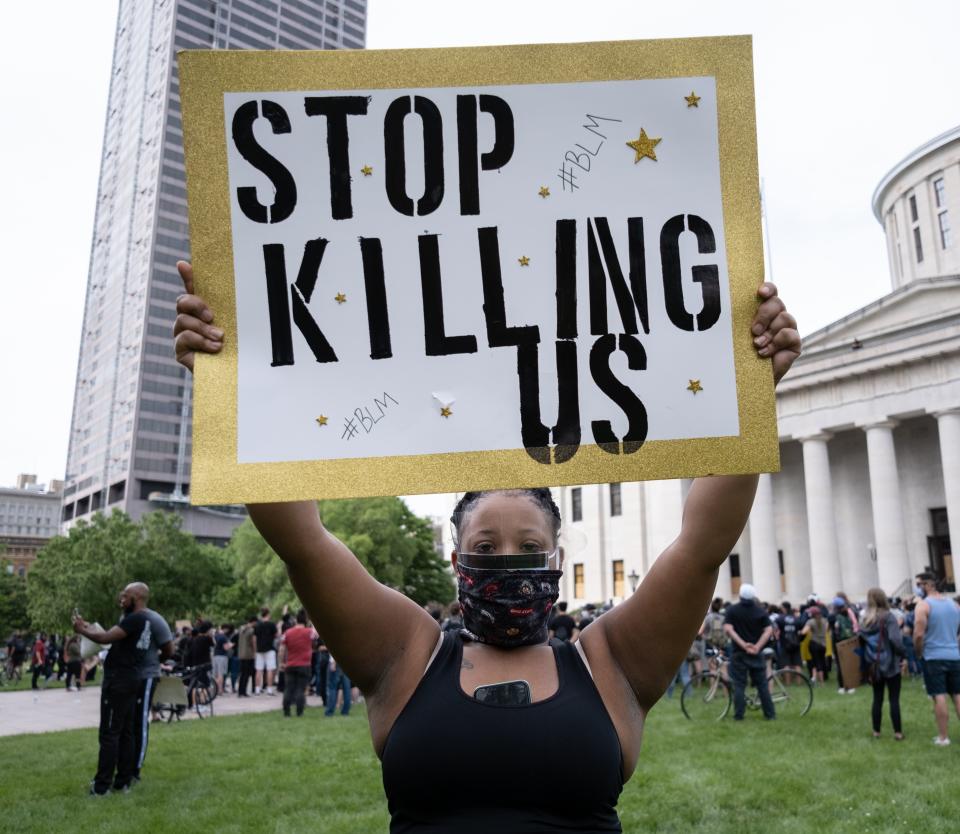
top-left (454, 546), bottom-right (561, 571)
top-left (450, 496), bottom-right (586, 573)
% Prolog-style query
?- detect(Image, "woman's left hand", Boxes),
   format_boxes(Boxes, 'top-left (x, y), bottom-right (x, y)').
top-left (751, 282), bottom-right (801, 385)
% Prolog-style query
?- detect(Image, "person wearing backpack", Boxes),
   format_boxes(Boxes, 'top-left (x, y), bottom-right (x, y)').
top-left (831, 597), bottom-right (857, 694)
top-left (778, 602), bottom-right (803, 683)
top-left (700, 598), bottom-right (728, 671)
top-left (800, 606), bottom-right (829, 685)
top-left (859, 588), bottom-right (905, 740)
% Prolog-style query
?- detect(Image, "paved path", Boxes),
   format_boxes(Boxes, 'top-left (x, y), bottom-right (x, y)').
top-left (0, 685), bottom-right (328, 737)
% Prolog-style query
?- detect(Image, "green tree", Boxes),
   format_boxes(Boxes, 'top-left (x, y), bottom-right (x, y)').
top-left (221, 498), bottom-right (454, 611)
top-left (0, 559), bottom-right (31, 637)
top-left (26, 511), bottom-right (233, 631)
top-left (207, 578), bottom-right (262, 624)
top-left (132, 512), bottom-right (234, 621)
top-left (222, 518), bottom-right (298, 614)
top-left (318, 497), bottom-right (454, 606)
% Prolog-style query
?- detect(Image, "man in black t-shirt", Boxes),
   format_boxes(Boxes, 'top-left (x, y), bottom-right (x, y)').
top-left (73, 582), bottom-right (150, 795)
top-left (723, 584), bottom-right (776, 721)
top-left (549, 602), bottom-right (578, 643)
top-left (253, 607), bottom-right (278, 695)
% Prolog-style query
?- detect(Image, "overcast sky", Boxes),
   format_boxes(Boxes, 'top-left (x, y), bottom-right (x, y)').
top-left (1, 0), bottom-right (958, 514)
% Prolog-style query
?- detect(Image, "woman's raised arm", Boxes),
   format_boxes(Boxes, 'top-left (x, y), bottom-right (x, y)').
top-left (173, 262), bottom-right (439, 696)
top-left (582, 282), bottom-right (801, 712)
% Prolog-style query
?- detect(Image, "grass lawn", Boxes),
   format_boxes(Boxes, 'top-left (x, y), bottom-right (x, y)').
top-left (0, 676), bottom-right (955, 833)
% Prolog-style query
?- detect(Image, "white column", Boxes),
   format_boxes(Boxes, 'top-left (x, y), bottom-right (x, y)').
top-left (801, 433), bottom-right (843, 596)
top-left (935, 409), bottom-right (960, 567)
top-left (864, 421), bottom-right (910, 593)
top-left (748, 473), bottom-right (780, 602)
top-left (596, 485), bottom-right (608, 602)
top-left (714, 556), bottom-right (732, 600)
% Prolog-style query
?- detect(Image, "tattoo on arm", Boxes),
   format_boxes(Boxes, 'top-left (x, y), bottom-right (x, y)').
top-left (461, 659), bottom-right (474, 669)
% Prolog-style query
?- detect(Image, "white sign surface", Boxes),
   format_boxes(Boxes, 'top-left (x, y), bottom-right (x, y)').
top-left (223, 77), bottom-right (737, 466)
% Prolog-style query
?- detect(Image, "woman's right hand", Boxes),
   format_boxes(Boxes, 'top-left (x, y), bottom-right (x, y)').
top-left (173, 260), bottom-right (224, 373)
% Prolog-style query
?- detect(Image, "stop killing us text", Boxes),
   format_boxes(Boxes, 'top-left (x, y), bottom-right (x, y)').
top-left (226, 94), bottom-right (723, 463)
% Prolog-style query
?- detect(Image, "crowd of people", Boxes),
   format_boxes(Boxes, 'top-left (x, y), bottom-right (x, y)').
top-left (6, 571), bottom-right (959, 750)
top-left (539, 572), bottom-right (959, 744)
top-left (644, 571), bottom-right (959, 743)
top-left (3, 629), bottom-right (101, 690)
top-left (2, 606), bottom-right (361, 725)
top-left (166, 605), bottom-right (355, 718)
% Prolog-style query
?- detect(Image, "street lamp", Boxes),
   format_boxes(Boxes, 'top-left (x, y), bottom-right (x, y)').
top-left (627, 569), bottom-right (640, 593)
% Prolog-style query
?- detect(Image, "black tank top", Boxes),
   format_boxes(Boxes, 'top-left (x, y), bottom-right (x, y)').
top-left (381, 631), bottom-right (624, 833)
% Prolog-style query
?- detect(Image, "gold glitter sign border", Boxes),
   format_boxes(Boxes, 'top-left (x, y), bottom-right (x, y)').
top-left (178, 35), bottom-right (778, 504)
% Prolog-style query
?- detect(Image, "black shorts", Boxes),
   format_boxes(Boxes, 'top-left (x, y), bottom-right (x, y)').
top-left (779, 646), bottom-right (802, 667)
top-left (922, 659), bottom-right (960, 696)
top-left (807, 641), bottom-right (827, 671)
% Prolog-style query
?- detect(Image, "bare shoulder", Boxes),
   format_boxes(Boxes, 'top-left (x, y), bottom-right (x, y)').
top-left (577, 622), bottom-right (645, 780)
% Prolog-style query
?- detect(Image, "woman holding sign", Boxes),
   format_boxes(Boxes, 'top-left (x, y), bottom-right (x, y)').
top-left (174, 261), bottom-right (800, 832)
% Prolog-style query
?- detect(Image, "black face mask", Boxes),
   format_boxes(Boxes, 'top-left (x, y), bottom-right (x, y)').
top-left (456, 563), bottom-right (561, 649)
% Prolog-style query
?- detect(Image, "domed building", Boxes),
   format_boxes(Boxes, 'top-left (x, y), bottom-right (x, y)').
top-left (550, 125), bottom-right (960, 605)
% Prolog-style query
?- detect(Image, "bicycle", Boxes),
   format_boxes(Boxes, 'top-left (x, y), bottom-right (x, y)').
top-left (681, 647), bottom-right (813, 720)
top-left (0, 656), bottom-right (24, 687)
top-left (152, 663), bottom-right (217, 722)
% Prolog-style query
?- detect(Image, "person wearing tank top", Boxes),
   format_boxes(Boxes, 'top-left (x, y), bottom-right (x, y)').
top-left (914, 573), bottom-right (960, 746)
top-left (172, 262), bottom-right (802, 829)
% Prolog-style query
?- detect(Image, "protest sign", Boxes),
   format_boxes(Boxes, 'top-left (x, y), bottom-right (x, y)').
top-left (179, 36), bottom-right (778, 503)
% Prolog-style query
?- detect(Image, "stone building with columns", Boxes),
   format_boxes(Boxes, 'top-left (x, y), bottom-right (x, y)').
top-left (550, 125), bottom-right (960, 607)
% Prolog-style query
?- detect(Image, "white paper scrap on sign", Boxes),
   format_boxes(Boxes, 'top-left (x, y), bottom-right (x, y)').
top-left (224, 76), bottom-right (737, 465)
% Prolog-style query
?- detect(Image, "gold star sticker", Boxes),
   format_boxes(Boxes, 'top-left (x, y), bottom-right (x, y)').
top-left (440, 406), bottom-right (452, 418)
top-left (316, 415), bottom-right (329, 426)
top-left (518, 255), bottom-right (530, 266)
top-left (687, 379), bottom-right (703, 395)
top-left (334, 292), bottom-right (347, 304)
top-left (626, 128), bottom-right (661, 163)
top-left (538, 186), bottom-right (550, 198)
top-left (685, 91), bottom-right (701, 108)
top-left (360, 165), bottom-right (373, 176)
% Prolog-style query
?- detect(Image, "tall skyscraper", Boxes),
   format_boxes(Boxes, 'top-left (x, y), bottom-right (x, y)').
top-left (62, 0), bottom-right (367, 544)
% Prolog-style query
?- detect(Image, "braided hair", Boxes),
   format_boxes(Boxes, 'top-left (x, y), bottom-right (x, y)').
top-left (450, 488), bottom-right (562, 548)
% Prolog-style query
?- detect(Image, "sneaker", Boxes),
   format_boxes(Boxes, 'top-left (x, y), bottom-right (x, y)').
top-left (837, 688), bottom-right (846, 695)
top-left (934, 737), bottom-right (951, 746)
top-left (254, 688), bottom-right (261, 695)
top-left (845, 688), bottom-right (857, 694)
top-left (266, 688), bottom-right (276, 696)
top-left (89, 782), bottom-right (109, 797)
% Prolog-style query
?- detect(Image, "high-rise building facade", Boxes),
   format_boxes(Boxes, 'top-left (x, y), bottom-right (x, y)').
top-left (62, 0), bottom-right (367, 544)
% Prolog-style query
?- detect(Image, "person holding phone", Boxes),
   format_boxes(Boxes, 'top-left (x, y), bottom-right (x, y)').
top-left (72, 583), bottom-right (150, 795)
top-left (173, 261), bottom-right (800, 831)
